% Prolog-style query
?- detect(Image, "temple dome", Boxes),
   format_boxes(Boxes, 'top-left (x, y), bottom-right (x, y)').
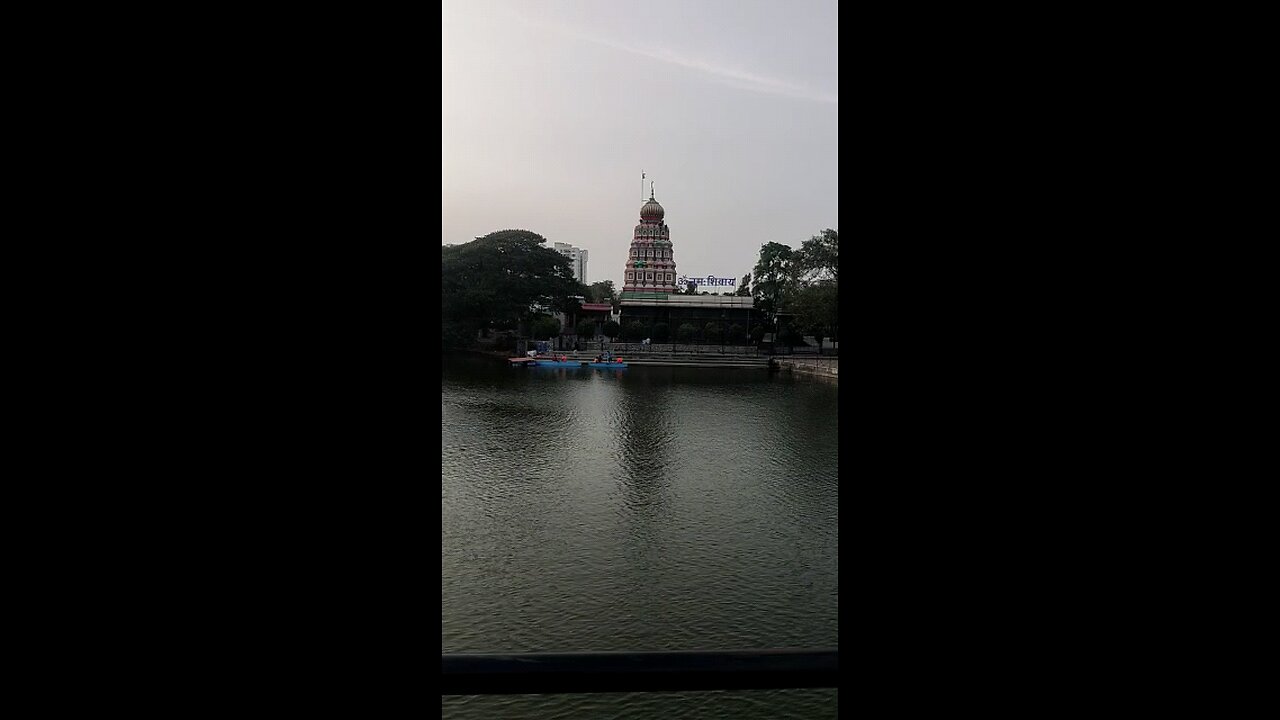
top-left (640, 196), bottom-right (664, 222)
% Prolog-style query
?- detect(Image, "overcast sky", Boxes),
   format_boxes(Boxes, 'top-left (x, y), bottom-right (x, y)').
top-left (442, 0), bottom-right (837, 291)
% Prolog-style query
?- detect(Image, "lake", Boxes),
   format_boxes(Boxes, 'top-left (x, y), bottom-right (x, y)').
top-left (442, 354), bottom-right (839, 718)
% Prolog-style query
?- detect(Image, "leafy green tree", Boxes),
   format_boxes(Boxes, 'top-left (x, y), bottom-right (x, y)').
top-left (779, 326), bottom-right (807, 347)
top-left (752, 242), bottom-right (795, 331)
top-left (578, 321), bottom-right (595, 337)
top-left (703, 321), bottom-right (722, 343)
top-left (530, 315), bottom-right (561, 340)
top-left (652, 322), bottom-right (670, 342)
top-left (790, 281), bottom-right (837, 352)
top-left (794, 229), bottom-right (838, 284)
top-left (746, 229), bottom-right (840, 353)
top-left (441, 230), bottom-right (582, 346)
top-left (750, 325), bottom-right (765, 344)
top-left (588, 280), bottom-right (617, 304)
top-left (677, 323), bottom-right (697, 343)
top-left (735, 272), bottom-right (752, 296)
top-left (683, 281), bottom-right (697, 295)
top-left (727, 323), bottom-right (744, 344)
top-left (602, 320), bottom-right (621, 340)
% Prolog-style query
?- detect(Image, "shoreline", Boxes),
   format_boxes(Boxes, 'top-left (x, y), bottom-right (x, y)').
top-left (445, 347), bottom-right (771, 369)
top-left (447, 349), bottom-right (838, 377)
top-left (773, 357), bottom-right (838, 382)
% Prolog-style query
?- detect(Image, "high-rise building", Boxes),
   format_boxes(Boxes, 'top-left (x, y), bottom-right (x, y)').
top-left (553, 242), bottom-right (588, 284)
top-left (621, 188), bottom-right (677, 298)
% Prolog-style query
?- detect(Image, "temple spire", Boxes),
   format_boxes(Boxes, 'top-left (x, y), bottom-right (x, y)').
top-left (623, 185), bottom-right (672, 297)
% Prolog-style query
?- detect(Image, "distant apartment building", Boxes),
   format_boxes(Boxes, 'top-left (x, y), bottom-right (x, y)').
top-left (553, 242), bottom-right (588, 284)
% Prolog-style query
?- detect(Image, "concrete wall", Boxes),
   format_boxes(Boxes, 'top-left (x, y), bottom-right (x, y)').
top-left (597, 342), bottom-right (762, 355)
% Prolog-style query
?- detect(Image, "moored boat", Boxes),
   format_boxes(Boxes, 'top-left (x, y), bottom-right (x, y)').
top-left (511, 350), bottom-right (627, 369)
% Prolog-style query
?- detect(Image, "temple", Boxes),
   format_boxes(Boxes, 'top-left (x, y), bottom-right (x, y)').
top-left (620, 187), bottom-right (677, 299)
top-left (617, 187), bottom-right (758, 343)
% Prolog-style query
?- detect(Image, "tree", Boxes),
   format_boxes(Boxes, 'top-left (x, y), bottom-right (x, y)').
top-left (684, 281), bottom-right (697, 295)
top-left (441, 230), bottom-right (582, 347)
top-left (752, 242), bottom-right (795, 332)
top-left (703, 321), bottom-right (722, 343)
top-left (588, 280), bottom-right (617, 304)
top-left (750, 325), bottom-right (765, 345)
top-left (779, 325), bottom-right (807, 347)
top-left (735, 272), bottom-right (752, 296)
top-left (790, 281), bottom-right (837, 352)
top-left (676, 323), bottom-right (697, 343)
top-left (727, 323), bottom-right (744, 344)
top-left (652, 322), bottom-right (670, 342)
top-left (602, 320), bottom-right (620, 341)
top-left (623, 321), bottom-right (646, 342)
top-left (793, 229), bottom-right (838, 284)
top-left (442, 322), bottom-right (472, 349)
top-left (529, 315), bottom-right (561, 340)
top-left (578, 321), bottom-right (595, 337)
top-left (750, 230), bottom-right (839, 352)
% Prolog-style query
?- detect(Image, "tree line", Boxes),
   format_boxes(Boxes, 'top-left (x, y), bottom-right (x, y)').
top-left (442, 227), bottom-right (837, 351)
top-left (441, 230), bottom-right (582, 348)
top-left (752, 229), bottom-right (838, 348)
top-left (441, 229), bottom-right (623, 349)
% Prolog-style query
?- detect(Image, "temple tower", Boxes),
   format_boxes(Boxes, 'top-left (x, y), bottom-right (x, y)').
top-left (621, 187), bottom-right (677, 297)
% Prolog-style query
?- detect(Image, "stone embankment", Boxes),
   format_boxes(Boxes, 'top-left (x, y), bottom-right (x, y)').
top-left (553, 349), bottom-right (770, 369)
top-left (773, 356), bottom-right (838, 381)
top-left (469, 344), bottom-right (771, 369)
top-left (465, 345), bottom-right (841, 374)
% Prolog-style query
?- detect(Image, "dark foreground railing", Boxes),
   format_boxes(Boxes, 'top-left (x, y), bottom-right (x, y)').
top-left (441, 648), bottom-right (838, 695)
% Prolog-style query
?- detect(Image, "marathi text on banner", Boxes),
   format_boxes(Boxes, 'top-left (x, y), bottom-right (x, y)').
top-left (675, 275), bottom-right (737, 288)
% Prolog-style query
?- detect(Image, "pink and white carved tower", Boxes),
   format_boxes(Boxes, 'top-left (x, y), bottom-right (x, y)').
top-left (622, 185), bottom-right (677, 295)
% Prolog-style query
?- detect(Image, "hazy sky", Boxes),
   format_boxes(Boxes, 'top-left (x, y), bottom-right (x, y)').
top-left (442, 0), bottom-right (837, 290)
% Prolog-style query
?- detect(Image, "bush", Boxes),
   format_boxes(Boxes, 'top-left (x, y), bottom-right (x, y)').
top-left (780, 327), bottom-right (807, 347)
top-left (727, 323), bottom-right (744, 344)
top-left (652, 322), bottom-right (670, 342)
top-left (704, 321), bottom-right (722, 343)
top-left (677, 323), bottom-right (697, 343)
top-left (810, 326), bottom-right (826, 350)
top-left (578, 322), bottom-right (595, 337)
top-left (623, 321), bottom-right (647, 342)
top-left (602, 320), bottom-right (620, 340)
top-left (750, 326), bottom-right (765, 344)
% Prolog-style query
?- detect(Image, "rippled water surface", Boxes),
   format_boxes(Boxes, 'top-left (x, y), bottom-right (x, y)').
top-left (442, 354), bottom-right (839, 718)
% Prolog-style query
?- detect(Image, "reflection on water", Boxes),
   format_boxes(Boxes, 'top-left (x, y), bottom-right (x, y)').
top-left (442, 354), bottom-right (838, 719)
